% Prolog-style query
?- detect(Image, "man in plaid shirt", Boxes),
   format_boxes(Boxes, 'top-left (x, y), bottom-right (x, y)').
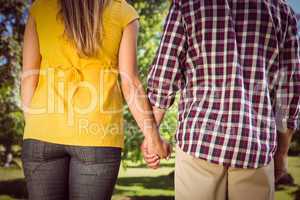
top-left (142, 0), bottom-right (300, 199)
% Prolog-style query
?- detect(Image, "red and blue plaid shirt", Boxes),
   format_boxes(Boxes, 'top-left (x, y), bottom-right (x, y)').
top-left (147, 0), bottom-right (300, 168)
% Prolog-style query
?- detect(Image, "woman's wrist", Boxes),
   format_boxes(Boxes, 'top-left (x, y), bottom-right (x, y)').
top-left (142, 119), bottom-right (160, 137)
top-left (144, 129), bottom-right (161, 144)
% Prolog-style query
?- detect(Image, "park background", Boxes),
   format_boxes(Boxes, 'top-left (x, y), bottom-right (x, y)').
top-left (0, 0), bottom-right (300, 199)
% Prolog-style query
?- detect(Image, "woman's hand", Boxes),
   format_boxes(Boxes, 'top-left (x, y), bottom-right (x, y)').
top-left (147, 134), bottom-right (171, 159)
top-left (141, 136), bottom-right (172, 169)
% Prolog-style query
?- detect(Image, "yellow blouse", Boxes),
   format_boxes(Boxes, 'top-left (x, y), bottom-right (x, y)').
top-left (23, 0), bottom-right (139, 147)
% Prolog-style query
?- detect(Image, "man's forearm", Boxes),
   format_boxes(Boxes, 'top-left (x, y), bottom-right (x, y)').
top-left (276, 129), bottom-right (295, 156)
top-left (152, 106), bottom-right (166, 127)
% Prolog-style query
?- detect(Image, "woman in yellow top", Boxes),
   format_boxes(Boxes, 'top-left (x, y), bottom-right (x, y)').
top-left (21, 0), bottom-right (171, 199)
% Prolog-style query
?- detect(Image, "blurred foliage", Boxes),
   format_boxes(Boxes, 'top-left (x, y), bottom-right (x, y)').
top-left (290, 132), bottom-right (300, 156)
top-left (0, 0), bottom-right (28, 166)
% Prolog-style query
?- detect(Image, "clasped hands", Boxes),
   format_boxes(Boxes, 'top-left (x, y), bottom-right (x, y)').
top-left (141, 134), bottom-right (172, 169)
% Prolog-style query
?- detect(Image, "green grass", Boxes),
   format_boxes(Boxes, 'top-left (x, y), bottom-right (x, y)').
top-left (113, 159), bottom-right (175, 200)
top-left (0, 167), bottom-right (23, 181)
top-left (113, 157), bottom-right (300, 200)
top-left (274, 157), bottom-right (300, 200)
top-left (0, 157), bottom-right (299, 200)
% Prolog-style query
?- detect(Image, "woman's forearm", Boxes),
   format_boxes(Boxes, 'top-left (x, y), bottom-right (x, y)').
top-left (121, 77), bottom-right (160, 140)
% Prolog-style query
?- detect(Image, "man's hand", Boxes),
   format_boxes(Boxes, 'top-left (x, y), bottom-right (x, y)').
top-left (141, 137), bottom-right (172, 169)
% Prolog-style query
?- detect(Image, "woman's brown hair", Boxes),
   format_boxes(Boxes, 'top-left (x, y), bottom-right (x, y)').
top-left (59, 0), bottom-right (111, 57)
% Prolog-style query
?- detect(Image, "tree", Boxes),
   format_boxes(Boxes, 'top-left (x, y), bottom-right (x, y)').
top-left (0, 0), bottom-right (29, 166)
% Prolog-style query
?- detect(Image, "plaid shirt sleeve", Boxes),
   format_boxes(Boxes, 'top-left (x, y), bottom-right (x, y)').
top-left (147, 1), bottom-right (187, 109)
top-left (275, 8), bottom-right (300, 132)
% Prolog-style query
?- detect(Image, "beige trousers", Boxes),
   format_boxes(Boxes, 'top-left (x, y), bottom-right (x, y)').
top-left (175, 146), bottom-right (275, 200)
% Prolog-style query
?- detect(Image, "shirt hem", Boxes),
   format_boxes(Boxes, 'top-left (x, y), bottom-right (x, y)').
top-left (23, 136), bottom-right (124, 149)
top-left (176, 142), bottom-right (273, 169)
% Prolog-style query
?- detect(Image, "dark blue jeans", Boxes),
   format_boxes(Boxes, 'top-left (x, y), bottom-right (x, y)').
top-left (21, 139), bottom-right (121, 200)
